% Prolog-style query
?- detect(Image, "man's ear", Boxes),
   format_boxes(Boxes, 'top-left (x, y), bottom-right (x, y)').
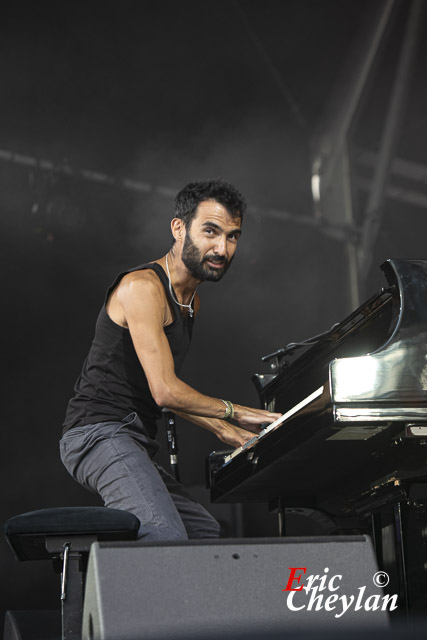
top-left (171, 217), bottom-right (185, 243)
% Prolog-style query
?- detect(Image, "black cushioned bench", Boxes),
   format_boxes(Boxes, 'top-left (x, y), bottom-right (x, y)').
top-left (4, 507), bottom-right (140, 640)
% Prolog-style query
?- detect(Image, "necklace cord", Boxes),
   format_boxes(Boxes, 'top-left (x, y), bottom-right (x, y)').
top-left (165, 254), bottom-right (196, 317)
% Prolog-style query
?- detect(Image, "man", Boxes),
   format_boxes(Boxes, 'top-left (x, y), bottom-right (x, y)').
top-left (60, 179), bottom-right (281, 540)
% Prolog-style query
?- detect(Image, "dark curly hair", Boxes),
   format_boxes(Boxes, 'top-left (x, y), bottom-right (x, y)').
top-left (174, 179), bottom-right (246, 229)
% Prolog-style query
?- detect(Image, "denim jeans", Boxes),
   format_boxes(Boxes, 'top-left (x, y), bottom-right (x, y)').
top-left (59, 412), bottom-right (221, 541)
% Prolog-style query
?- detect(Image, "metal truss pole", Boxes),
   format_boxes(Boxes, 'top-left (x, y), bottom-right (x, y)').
top-left (311, 0), bottom-right (397, 311)
top-left (358, 0), bottom-right (427, 284)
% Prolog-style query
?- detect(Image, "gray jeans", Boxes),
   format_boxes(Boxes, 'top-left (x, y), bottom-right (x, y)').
top-left (59, 412), bottom-right (221, 541)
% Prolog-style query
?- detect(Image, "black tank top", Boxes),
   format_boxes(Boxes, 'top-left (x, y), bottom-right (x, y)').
top-left (62, 262), bottom-right (194, 438)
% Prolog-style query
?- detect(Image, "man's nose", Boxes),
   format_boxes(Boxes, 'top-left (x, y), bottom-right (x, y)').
top-left (213, 235), bottom-right (227, 255)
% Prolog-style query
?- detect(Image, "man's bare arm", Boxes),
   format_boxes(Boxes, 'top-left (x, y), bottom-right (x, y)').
top-left (117, 272), bottom-right (281, 428)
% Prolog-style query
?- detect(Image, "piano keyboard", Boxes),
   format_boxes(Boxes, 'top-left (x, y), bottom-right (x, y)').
top-left (223, 385), bottom-right (325, 464)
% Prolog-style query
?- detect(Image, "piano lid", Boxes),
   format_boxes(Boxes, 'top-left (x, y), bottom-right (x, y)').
top-left (254, 259), bottom-right (427, 418)
top-left (331, 259), bottom-right (427, 408)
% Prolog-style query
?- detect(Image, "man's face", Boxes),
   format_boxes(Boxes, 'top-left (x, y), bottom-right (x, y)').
top-left (181, 200), bottom-right (242, 282)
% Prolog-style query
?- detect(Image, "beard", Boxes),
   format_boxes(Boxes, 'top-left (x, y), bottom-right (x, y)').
top-left (181, 232), bottom-right (232, 282)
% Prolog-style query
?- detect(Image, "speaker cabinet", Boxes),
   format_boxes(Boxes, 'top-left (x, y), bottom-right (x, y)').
top-left (82, 536), bottom-right (390, 639)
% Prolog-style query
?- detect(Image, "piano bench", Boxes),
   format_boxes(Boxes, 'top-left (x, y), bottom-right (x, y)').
top-left (3, 506), bottom-right (140, 640)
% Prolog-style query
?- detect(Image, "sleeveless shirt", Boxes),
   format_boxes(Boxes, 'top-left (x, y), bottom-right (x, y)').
top-left (62, 263), bottom-right (194, 438)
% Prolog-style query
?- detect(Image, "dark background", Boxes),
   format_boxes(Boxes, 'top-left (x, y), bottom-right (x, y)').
top-left (2, 0), bottom-right (427, 623)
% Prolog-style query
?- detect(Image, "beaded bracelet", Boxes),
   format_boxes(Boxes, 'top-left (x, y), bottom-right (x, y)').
top-left (220, 399), bottom-right (235, 420)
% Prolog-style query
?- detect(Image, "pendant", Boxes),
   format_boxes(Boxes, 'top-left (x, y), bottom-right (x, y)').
top-left (189, 308), bottom-right (194, 318)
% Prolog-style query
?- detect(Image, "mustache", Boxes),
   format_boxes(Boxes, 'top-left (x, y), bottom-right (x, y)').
top-left (203, 255), bottom-right (227, 265)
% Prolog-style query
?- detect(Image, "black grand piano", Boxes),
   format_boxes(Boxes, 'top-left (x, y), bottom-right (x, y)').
top-left (208, 259), bottom-right (427, 615)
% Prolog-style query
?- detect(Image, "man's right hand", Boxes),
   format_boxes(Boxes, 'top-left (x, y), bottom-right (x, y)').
top-left (232, 404), bottom-right (282, 431)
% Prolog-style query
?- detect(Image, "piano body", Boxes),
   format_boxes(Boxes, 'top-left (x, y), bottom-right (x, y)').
top-left (208, 259), bottom-right (427, 614)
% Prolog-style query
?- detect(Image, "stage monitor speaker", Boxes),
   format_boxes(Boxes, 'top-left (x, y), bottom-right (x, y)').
top-left (82, 535), bottom-right (392, 640)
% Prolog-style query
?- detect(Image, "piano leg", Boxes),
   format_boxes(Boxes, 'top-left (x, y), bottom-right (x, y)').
top-left (371, 503), bottom-right (409, 617)
top-left (270, 498), bottom-right (341, 537)
top-left (273, 497), bottom-right (286, 536)
top-left (278, 504), bottom-right (285, 537)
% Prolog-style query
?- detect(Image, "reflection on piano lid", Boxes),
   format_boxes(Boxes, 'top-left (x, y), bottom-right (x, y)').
top-left (208, 259), bottom-right (427, 511)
